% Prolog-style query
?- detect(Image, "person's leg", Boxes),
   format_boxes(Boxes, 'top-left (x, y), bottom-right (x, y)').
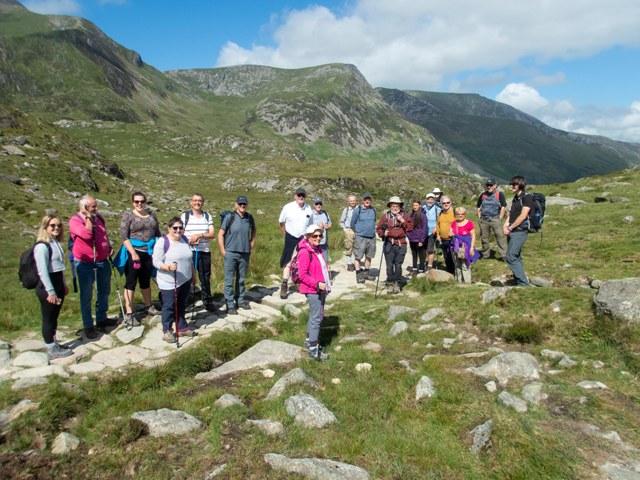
top-left (94, 260), bottom-right (111, 325)
top-left (137, 251), bottom-right (153, 308)
top-left (441, 240), bottom-right (455, 274)
top-left (160, 289), bottom-right (174, 332)
top-left (426, 236), bottom-right (435, 269)
top-left (454, 256), bottom-right (463, 282)
top-left (418, 243), bottom-right (427, 272)
top-left (461, 262), bottom-right (472, 283)
top-left (75, 261), bottom-right (95, 329)
top-left (320, 244), bottom-right (329, 264)
top-left (505, 231), bottom-right (529, 285)
top-left (176, 281), bottom-right (191, 329)
top-left (492, 218), bottom-right (508, 258)
top-left (344, 229), bottom-right (355, 268)
top-left (479, 218), bottom-right (491, 258)
top-left (410, 242), bottom-right (419, 270)
top-left (198, 251), bottom-right (212, 303)
top-left (395, 244), bottom-right (407, 282)
top-left (383, 241), bottom-right (394, 282)
top-left (365, 238), bottom-right (375, 278)
top-left (223, 252), bottom-right (237, 310)
top-left (306, 293), bottom-right (323, 345)
top-left (37, 291), bottom-right (56, 344)
top-left (237, 252), bottom-right (249, 305)
top-left (123, 257), bottom-right (137, 314)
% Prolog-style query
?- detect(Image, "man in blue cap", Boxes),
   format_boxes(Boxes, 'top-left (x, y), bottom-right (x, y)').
top-left (218, 195), bottom-right (256, 314)
top-left (476, 178), bottom-right (507, 259)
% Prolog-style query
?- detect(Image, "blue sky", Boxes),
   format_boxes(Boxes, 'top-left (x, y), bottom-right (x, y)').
top-left (21, 0), bottom-right (640, 142)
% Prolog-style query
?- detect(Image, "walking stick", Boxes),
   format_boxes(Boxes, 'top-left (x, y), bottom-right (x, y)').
top-left (374, 237), bottom-right (386, 298)
top-left (109, 258), bottom-right (128, 328)
top-left (191, 249), bottom-right (199, 321)
top-left (173, 265), bottom-right (180, 349)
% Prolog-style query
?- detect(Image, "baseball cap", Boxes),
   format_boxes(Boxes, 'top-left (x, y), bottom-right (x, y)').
top-left (236, 195), bottom-right (248, 204)
top-left (313, 197), bottom-right (323, 204)
top-left (362, 192), bottom-right (372, 199)
top-left (425, 192), bottom-right (435, 199)
top-left (295, 187), bottom-right (307, 196)
top-left (485, 178), bottom-right (496, 185)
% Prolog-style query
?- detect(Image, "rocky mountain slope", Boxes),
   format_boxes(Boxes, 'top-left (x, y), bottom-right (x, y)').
top-left (379, 88), bottom-right (640, 183)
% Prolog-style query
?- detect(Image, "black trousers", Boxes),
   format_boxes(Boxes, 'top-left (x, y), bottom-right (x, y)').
top-left (193, 251), bottom-right (212, 301)
top-left (384, 242), bottom-right (407, 283)
top-left (36, 271), bottom-right (65, 344)
top-left (440, 239), bottom-right (455, 275)
top-left (409, 241), bottom-right (426, 270)
top-left (124, 250), bottom-right (153, 290)
top-left (280, 232), bottom-right (301, 269)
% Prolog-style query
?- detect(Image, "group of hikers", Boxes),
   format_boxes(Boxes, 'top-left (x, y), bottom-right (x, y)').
top-left (27, 175), bottom-right (537, 362)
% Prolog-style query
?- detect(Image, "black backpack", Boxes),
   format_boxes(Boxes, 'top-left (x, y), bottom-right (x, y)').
top-left (522, 193), bottom-right (546, 233)
top-left (220, 211), bottom-right (255, 239)
top-left (183, 210), bottom-right (210, 229)
top-left (19, 241), bottom-right (52, 289)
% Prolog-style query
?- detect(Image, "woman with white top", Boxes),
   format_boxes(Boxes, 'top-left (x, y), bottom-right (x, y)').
top-left (152, 216), bottom-right (195, 343)
top-left (34, 213), bottom-right (73, 359)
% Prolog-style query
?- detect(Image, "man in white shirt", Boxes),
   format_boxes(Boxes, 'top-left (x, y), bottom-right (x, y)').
top-left (278, 187), bottom-right (312, 298)
top-left (181, 193), bottom-right (215, 311)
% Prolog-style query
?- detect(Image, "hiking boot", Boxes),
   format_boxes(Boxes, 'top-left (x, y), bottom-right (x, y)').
top-left (177, 326), bottom-right (196, 337)
top-left (84, 327), bottom-right (99, 340)
top-left (162, 330), bottom-right (176, 343)
top-left (393, 282), bottom-right (401, 294)
top-left (238, 301), bottom-right (251, 310)
top-left (48, 343), bottom-right (73, 360)
top-left (146, 305), bottom-right (161, 316)
top-left (96, 317), bottom-right (119, 332)
top-left (303, 337), bottom-right (310, 349)
top-left (227, 306), bottom-right (238, 315)
top-left (308, 344), bottom-right (328, 361)
top-left (279, 280), bottom-right (288, 299)
top-left (366, 270), bottom-right (377, 281)
top-left (347, 264), bottom-right (355, 272)
top-left (124, 313), bottom-right (140, 328)
top-left (356, 270), bottom-right (366, 284)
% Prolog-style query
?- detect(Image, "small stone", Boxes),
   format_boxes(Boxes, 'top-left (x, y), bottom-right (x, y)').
top-left (246, 419), bottom-right (284, 436)
top-left (388, 305), bottom-right (417, 321)
top-left (420, 308), bottom-right (445, 323)
top-left (468, 352), bottom-right (540, 386)
top-left (469, 419), bottom-right (493, 454)
top-left (426, 269), bottom-right (454, 283)
top-left (131, 409), bottom-right (203, 437)
top-left (264, 453), bottom-right (369, 480)
top-left (331, 378), bottom-right (341, 385)
top-left (442, 338), bottom-right (456, 349)
top-left (389, 321), bottom-right (408, 337)
top-left (115, 325), bottom-right (145, 344)
top-left (590, 279), bottom-right (603, 289)
top-left (558, 356), bottom-right (577, 368)
top-left (592, 360), bottom-right (605, 369)
top-left (529, 277), bottom-right (553, 288)
top-left (355, 363), bottom-right (372, 373)
top-left (482, 287), bottom-right (509, 304)
top-left (339, 333), bottom-right (369, 344)
top-left (416, 376), bottom-right (436, 401)
top-left (266, 368), bottom-right (318, 400)
top-left (521, 382), bottom-right (548, 405)
top-left (623, 215), bottom-right (635, 224)
top-left (550, 301), bottom-right (562, 313)
top-left (2, 145), bottom-right (26, 156)
top-left (577, 380), bottom-right (608, 390)
top-left (485, 381), bottom-right (497, 393)
top-left (204, 464), bottom-right (227, 479)
top-left (361, 342), bottom-right (382, 353)
top-left (285, 393), bottom-right (337, 428)
top-left (498, 391), bottom-right (528, 413)
top-left (334, 345), bottom-right (342, 352)
top-left (214, 393), bottom-right (244, 409)
top-left (540, 349), bottom-right (566, 361)
top-left (51, 432), bottom-right (80, 454)
top-left (262, 369), bottom-right (276, 378)
top-left (399, 360), bottom-right (416, 373)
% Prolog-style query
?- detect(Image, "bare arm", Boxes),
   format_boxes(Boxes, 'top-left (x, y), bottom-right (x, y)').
top-left (217, 228), bottom-right (226, 257)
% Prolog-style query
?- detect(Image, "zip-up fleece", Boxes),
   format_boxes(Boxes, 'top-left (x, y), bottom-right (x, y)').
top-left (376, 210), bottom-right (414, 245)
top-left (296, 238), bottom-right (327, 294)
top-left (69, 213), bottom-right (111, 262)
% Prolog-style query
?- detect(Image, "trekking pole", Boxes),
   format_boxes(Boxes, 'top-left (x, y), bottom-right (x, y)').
top-left (109, 258), bottom-right (128, 328)
top-left (374, 237), bottom-right (386, 298)
top-left (173, 264), bottom-right (180, 349)
top-left (190, 249), bottom-right (199, 322)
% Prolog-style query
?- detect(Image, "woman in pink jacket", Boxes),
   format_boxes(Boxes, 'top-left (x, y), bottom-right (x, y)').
top-left (297, 224), bottom-right (332, 360)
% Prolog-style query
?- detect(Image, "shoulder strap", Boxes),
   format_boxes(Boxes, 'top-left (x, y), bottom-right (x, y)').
top-left (163, 235), bottom-right (170, 254)
top-left (494, 191), bottom-right (500, 201)
top-left (204, 211), bottom-right (210, 223)
top-left (183, 210), bottom-right (191, 229)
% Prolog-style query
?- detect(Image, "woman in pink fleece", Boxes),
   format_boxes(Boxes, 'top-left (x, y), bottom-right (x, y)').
top-left (297, 224), bottom-right (332, 360)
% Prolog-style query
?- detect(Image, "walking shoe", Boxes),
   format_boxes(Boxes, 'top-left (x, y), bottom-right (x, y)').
top-left (238, 301), bottom-right (251, 310)
top-left (279, 280), bottom-right (288, 299)
top-left (303, 337), bottom-right (310, 349)
top-left (96, 317), bottom-right (119, 332)
top-left (162, 330), bottom-right (176, 343)
top-left (48, 343), bottom-right (73, 360)
top-left (366, 270), bottom-right (377, 281)
top-left (146, 305), bottom-right (161, 316)
top-left (227, 306), bottom-right (238, 315)
top-left (356, 270), bottom-right (366, 284)
top-left (393, 282), bottom-right (401, 294)
top-left (347, 264), bottom-right (355, 272)
top-left (84, 327), bottom-right (99, 340)
top-left (177, 327), bottom-right (196, 337)
top-left (307, 344), bottom-right (328, 361)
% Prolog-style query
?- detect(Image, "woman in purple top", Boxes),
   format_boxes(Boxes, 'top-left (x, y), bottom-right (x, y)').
top-left (407, 200), bottom-right (428, 275)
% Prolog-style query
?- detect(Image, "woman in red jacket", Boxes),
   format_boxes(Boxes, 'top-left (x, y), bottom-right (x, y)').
top-left (297, 224), bottom-right (332, 360)
top-left (376, 196), bottom-right (413, 294)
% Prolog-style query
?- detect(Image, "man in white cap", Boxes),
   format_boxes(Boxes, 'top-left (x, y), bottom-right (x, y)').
top-left (376, 196), bottom-right (413, 293)
top-left (432, 187), bottom-right (443, 208)
top-left (422, 192), bottom-right (441, 270)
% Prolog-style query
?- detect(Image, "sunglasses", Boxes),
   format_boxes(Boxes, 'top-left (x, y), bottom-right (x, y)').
top-left (311, 234), bottom-right (323, 238)
top-left (133, 200), bottom-right (146, 204)
top-left (171, 226), bottom-right (184, 231)
top-left (442, 201), bottom-right (451, 205)
top-left (48, 223), bottom-right (62, 228)
top-left (238, 203), bottom-right (247, 206)
top-left (296, 194), bottom-right (306, 198)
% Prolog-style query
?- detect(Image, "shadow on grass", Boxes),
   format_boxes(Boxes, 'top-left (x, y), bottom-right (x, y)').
top-left (319, 315), bottom-right (340, 347)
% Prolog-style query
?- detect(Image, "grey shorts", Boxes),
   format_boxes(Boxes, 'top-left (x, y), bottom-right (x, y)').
top-left (354, 236), bottom-right (376, 260)
top-left (426, 235), bottom-right (436, 254)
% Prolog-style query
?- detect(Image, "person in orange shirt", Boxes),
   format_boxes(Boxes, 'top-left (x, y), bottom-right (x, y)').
top-left (435, 196), bottom-right (456, 275)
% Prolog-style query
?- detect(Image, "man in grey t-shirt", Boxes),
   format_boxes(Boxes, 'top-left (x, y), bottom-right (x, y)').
top-left (217, 195), bottom-right (256, 315)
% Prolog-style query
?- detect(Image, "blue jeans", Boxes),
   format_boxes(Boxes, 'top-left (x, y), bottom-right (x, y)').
top-left (160, 282), bottom-right (190, 333)
top-left (75, 260), bottom-right (111, 329)
top-left (505, 230), bottom-right (529, 285)
top-left (223, 251), bottom-right (250, 308)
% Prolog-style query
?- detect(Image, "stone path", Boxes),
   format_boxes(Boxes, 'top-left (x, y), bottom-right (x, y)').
top-left (0, 238), bottom-right (418, 388)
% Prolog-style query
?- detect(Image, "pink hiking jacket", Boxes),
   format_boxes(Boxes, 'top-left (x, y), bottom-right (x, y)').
top-left (69, 213), bottom-right (112, 262)
top-left (296, 238), bottom-right (327, 294)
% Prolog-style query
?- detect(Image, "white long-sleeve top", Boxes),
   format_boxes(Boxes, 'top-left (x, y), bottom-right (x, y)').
top-left (152, 237), bottom-right (193, 290)
top-left (34, 240), bottom-right (65, 295)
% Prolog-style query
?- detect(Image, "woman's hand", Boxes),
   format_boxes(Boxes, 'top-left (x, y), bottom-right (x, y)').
top-left (165, 263), bottom-right (177, 272)
top-left (46, 294), bottom-right (61, 305)
top-left (318, 282), bottom-right (326, 291)
top-left (131, 252), bottom-right (140, 262)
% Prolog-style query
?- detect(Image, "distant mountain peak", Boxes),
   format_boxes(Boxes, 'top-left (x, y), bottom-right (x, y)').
top-left (0, 0), bottom-right (25, 12)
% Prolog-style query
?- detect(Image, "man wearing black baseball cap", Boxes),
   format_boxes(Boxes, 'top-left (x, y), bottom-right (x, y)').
top-left (278, 187), bottom-right (313, 298)
top-left (476, 178), bottom-right (507, 259)
top-left (218, 195), bottom-right (256, 314)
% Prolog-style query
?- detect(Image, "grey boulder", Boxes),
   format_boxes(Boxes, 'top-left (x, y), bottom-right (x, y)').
top-left (468, 352), bottom-right (540, 385)
top-left (264, 453), bottom-right (369, 480)
top-left (131, 408), bottom-right (203, 437)
top-left (51, 432), bottom-right (80, 454)
top-left (594, 278), bottom-right (640, 324)
top-left (214, 394), bottom-right (244, 409)
top-left (388, 305), bottom-right (416, 321)
top-left (415, 376), bottom-right (436, 401)
top-left (285, 393), bottom-right (337, 428)
top-left (498, 391), bottom-right (528, 413)
top-left (389, 321), bottom-right (408, 337)
top-left (469, 419), bottom-right (493, 454)
top-left (246, 419), bottom-right (284, 436)
top-left (266, 368), bottom-right (318, 400)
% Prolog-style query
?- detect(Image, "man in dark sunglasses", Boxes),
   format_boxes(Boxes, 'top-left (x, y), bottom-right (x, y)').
top-left (503, 176), bottom-right (534, 286)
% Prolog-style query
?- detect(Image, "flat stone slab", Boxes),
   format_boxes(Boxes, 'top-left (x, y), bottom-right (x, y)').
top-left (13, 339), bottom-right (46, 352)
top-left (389, 321), bottom-right (408, 337)
top-left (577, 380), bottom-right (608, 390)
top-left (482, 287), bottom-right (509, 304)
top-left (131, 408), bottom-right (203, 437)
top-left (498, 391), bottom-right (528, 413)
top-left (521, 382), bottom-right (547, 405)
top-left (11, 376), bottom-right (48, 390)
top-left (12, 351), bottom-right (48, 368)
top-left (421, 308), bottom-right (445, 323)
top-left (388, 305), bottom-right (417, 321)
top-left (195, 340), bottom-right (304, 381)
top-left (266, 368), bottom-right (319, 400)
top-left (545, 196), bottom-right (586, 206)
top-left (11, 365), bottom-right (68, 380)
top-left (115, 325), bottom-right (145, 345)
top-left (469, 419), bottom-right (493, 454)
top-left (68, 362), bottom-right (107, 375)
top-left (264, 453), bottom-right (370, 480)
top-left (468, 352), bottom-right (540, 385)
top-left (91, 345), bottom-right (150, 369)
top-left (285, 393), bottom-right (337, 428)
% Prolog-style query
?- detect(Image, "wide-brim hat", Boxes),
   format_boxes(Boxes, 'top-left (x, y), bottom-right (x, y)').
top-left (387, 195), bottom-right (403, 207)
top-left (425, 192), bottom-right (436, 199)
top-left (432, 187), bottom-right (442, 194)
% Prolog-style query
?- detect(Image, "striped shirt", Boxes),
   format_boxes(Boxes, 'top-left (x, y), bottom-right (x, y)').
top-left (180, 211), bottom-right (214, 252)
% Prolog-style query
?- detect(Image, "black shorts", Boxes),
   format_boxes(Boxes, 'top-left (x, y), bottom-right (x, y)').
top-left (426, 235), bottom-right (436, 254)
top-left (280, 232), bottom-right (301, 268)
top-left (124, 250), bottom-right (153, 290)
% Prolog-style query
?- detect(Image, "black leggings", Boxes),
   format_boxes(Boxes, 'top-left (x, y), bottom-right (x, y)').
top-left (36, 271), bottom-right (65, 344)
top-left (124, 250), bottom-right (153, 290)
top-left (409, 241), bottom-right (426, 270)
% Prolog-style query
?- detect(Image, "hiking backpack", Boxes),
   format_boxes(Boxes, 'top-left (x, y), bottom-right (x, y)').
top-left (480, 191), bottom-right (502, 218)
top-left (219, 211), bottom-right (255, 239)
top-left (183, 210), bottom-right (210, 230)
top-left (526, 192), bottom-right (546, 232)
top-left (289, 247), bottom-right (312, 284)
top-left (18, 241), bottom-right (52, 289)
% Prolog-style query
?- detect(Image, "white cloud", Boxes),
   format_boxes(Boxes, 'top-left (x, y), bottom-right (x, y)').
top-left (216, 0), bottom-right (640, 90)
top-left (97, 0), bottom-right (127, 5)
top-left (23, 0), bottom-right (80, 15)
top-left (496, 83), bottom-right (640, 142)
top-left (496, 83), bottom-right (549, 112)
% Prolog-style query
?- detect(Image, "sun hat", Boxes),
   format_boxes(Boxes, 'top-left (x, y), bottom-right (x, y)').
top-left (432, 187), bottom-right (442, 194)
top-left (425, 192), bottom-right (435, 199)
top-left (305, 224), bottom-right (322, 236)
top-left (387, 195), bottom-right (403, 207)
